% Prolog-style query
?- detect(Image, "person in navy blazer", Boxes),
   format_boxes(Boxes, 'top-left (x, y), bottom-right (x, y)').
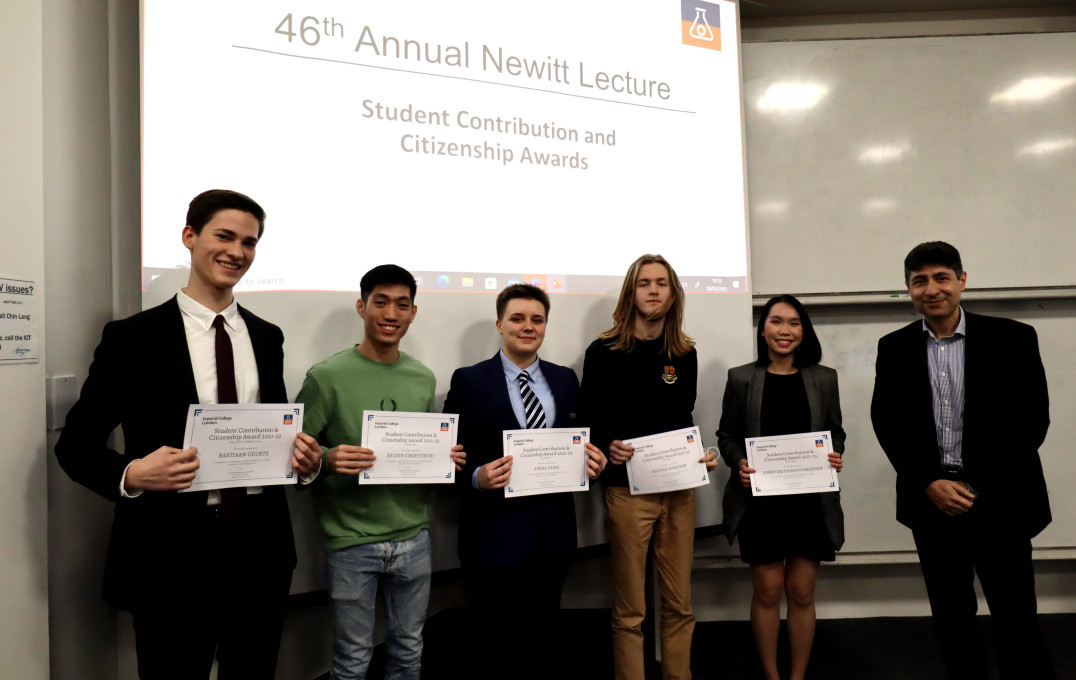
top-left (871, 241), bottom-right (1054, 680)
top-left (443, 283), bottom-right (605, 680)
top-left (55, 190), bottom-right (322, 680)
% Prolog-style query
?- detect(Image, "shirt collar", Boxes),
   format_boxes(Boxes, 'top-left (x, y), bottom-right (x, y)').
top-left (921, 306), bottom-right (966, 340)
top-left (499, 349), bottom-right (539, 382)
top-left (177, 289), bottom-right (240, 331)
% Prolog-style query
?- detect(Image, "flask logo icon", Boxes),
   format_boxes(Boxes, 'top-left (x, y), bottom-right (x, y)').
top-left (681, 0), bottom-right (722, 51)
top-left (691, 8), bottom-right (714, 41)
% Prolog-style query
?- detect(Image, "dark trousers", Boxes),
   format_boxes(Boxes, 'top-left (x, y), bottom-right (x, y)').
top-left (130, 503), bottom-right (293, 680)
top-left (462, 555), bottom-right (570, 680)
top-left (912, 512), bottom-right (1055, 680)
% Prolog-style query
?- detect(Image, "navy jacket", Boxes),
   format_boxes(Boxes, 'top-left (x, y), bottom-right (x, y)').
top-left (444, 354), bottom-right (583, 567)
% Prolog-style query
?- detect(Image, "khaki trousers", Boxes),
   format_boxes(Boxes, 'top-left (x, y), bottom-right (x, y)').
top-left (605, 486), bottom-right (696, 680)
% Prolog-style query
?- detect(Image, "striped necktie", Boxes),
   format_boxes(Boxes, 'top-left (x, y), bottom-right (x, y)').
top-left (518, 370), bottom-right (547, 430)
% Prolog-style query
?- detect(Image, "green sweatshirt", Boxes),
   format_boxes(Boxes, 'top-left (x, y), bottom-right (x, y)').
top-left (298, 347), bottom-right (436, 553)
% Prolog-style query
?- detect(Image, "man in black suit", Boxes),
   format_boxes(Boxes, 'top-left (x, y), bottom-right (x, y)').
top-left (55, 189), bottom-right (322, 679)
top-left (443, 283), bottom-right (605, 680)
top-left (871, 241), bottom-right (1055, 679)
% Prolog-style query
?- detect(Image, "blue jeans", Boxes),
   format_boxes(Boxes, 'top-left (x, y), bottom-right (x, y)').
top-left (326, 530), bottom-right (431, 680)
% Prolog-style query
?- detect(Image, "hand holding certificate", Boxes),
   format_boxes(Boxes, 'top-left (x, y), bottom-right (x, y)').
top-left (624, 427), bottom-right (710, 495)
top-left (502, 428), bottom-right (591, 498)
top-left (180, 403), bottom-right (303, 492)
top-left (359, 410), bottom-right (458, 484)
top-left (746, 431), bottom-right (840, 496)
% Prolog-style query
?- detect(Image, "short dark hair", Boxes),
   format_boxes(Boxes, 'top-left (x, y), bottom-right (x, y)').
top-left (186, 189), bottom-right (266, 237)
top-left (496, 284), bottom-right (550, 319)
top-left (904, 241), bottom-right (962, 283)
top-left (360, 264), bottom-right (417, 303)
top-left (755, 294), bottom-right (822, 368)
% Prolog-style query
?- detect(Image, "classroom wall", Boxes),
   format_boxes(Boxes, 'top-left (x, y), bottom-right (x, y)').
top-left (42, 0), bottom-right (123, 676)
top-left (684, 3), bottom-right (1076, 624)
top-left (25, 3), bottom-right (1076, 679)
top-left (688, 300), bottom-right (1076, 622)
top-left (0, 1), bottom-right (50, 678)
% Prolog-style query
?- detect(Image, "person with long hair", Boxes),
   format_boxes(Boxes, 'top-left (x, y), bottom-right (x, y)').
top-left (581, 254), bottom-right (716, 680)
top-left (717, 295), bottom-right (845, 680)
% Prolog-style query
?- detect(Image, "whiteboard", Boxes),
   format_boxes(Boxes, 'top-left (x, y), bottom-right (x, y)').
top-left (144, 280), bottom-right (752, 591)
top-left (743, 32), bottom-right (1076, 296)
top-left (819, 299), bottom-right (1076, 554)
top-left (695, 298), bottom-right (1076, 560)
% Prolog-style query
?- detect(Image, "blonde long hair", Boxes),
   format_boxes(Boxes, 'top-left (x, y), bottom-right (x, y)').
top-left (598, 254), bottom-right (695, 357)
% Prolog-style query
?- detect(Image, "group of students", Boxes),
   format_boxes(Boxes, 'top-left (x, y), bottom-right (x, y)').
top-left (56, 189), bottom-right (1055, 680)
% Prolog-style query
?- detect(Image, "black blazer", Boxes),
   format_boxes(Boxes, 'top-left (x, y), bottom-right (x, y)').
top-left (55, 296), bottom-right (297, 608)
top-left (871, 311), bottom-right (1051, 537)
top-left (444, 354), bottom-right (583, 567)
top-left (716, 363), bottom-right (847, 550)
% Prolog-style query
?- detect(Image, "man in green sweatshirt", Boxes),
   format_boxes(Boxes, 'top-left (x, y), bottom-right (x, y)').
top-left (297, 264), bottom-right (464, 680)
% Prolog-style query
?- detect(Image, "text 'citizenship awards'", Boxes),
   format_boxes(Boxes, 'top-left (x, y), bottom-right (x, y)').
top-left (181, 403), bottom-right (303, 492)
top-left (746, 431), bottom-right (839, 497)
top-left (625, 426), bottom-right (709, 495)
top-left (359, 410), bottom-right (458, 484)
top-left (503, 427), bottom-right (591, 498)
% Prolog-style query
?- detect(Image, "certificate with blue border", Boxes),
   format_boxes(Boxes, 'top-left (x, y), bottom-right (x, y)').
top-left (503, 427), bottom-right (591, 498)
top-left (359, 410), bottom-right (458, 484)
top-left (624, 426), bottom-right (710, 495)
top-left (180, 403), bottom-right (303, 492)
top-left (746, 430), bottom-right (839, 496)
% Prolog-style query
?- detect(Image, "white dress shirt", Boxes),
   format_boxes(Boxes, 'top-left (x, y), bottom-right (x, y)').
top-left (120, 291), bottom-right (262, 501)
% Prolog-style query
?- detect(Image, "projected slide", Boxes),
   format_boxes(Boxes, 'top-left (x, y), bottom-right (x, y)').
top-left (143, 0), bottom-right (748, 294)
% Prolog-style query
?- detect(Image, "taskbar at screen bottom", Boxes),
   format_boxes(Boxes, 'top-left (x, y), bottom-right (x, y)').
top-left (413, 272), bottom-right (748, 295)
top-left (141, 268), bottom-right (748, 295)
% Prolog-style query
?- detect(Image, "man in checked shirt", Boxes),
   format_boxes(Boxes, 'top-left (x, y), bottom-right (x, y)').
top-left (871, 241), bottom-right (1055, 679)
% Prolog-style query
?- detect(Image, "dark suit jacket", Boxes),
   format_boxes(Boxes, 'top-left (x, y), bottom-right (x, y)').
top-left (871, 311), bottom-right (1051, 537)
top-left (716, 362), bottom-right (847, 549)
top-left (55, 296), bottom-right (297, 609)
top-left (444, 354), bottom-right (582, 567)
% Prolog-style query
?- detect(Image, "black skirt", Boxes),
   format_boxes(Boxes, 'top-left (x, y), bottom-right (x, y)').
top-left (737, 492), bottom-right (835, 565)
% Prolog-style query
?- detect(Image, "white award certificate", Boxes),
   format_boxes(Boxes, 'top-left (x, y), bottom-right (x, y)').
top-left (624, 427), bottom-right (710, 495)
top-left (359, 410), bottom-right (458, 484)
top-left (746, 431), bottom-right (840, 497)
top-left (502, 427), bottom-right (591, 498)
top-left (180, 403), bottom-right (303, 492)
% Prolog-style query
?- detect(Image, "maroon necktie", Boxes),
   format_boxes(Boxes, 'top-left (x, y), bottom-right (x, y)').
top-left (213, 315), bottom-right (238, 404)
top-left (213, 315), bottom-right (243, 513)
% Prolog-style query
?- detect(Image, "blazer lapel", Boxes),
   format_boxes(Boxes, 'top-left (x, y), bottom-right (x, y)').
top-left (239, 304), bottom-right (274, 401)
top-left (162, 296), bottom-right (208, 506)
top-left (747, 365), bottom-right (767, 436)
top-left (163, 296), bottom-right (200, 405)
top-left (960, 311), bottom-right (982, 468)
top-left (906, 323), bottom-right (936, 430)
top-left (542, 360), bottom-right (575, 428)
top-left (801, 365), bottom-right (825, 431)
top-left (484, 354), bottom-right (522, 428)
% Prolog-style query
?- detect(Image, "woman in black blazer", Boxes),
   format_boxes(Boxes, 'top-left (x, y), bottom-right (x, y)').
top-left (716, 295), bottom-right (846, 680)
